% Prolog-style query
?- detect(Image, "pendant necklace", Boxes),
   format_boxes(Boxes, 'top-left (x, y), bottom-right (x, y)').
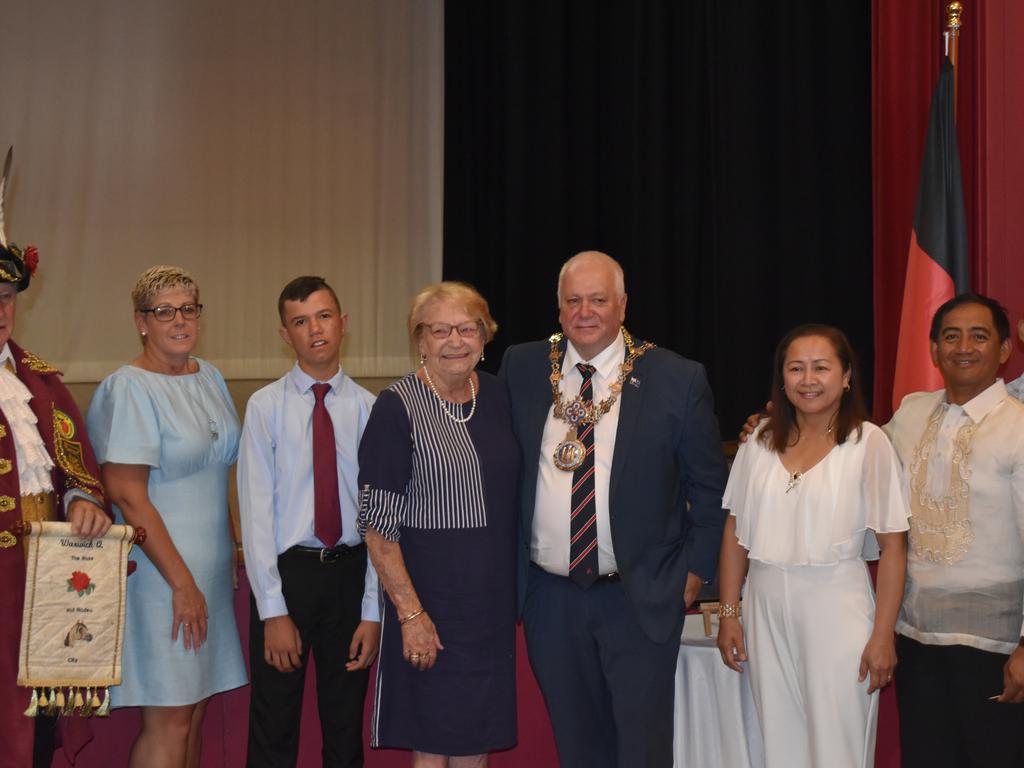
top-left (783, 412), bottom-right (838, 493)
top-left (177, 363), bottom-right (219, 441)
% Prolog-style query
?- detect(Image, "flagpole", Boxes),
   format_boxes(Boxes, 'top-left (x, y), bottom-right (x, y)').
top-left (945, 1), bottom-right (963, 118)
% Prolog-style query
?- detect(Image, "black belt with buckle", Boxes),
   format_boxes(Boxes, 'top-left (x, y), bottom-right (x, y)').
top-left (530, 561), bottom-right (620, 583)
top-left (287, 543), bottom-right (365, 563)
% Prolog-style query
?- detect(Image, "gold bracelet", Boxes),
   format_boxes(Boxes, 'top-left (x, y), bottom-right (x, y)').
top-left (718, 602), bottom-right (741, 619)
top-left (399, 607), bottom-right (425, 625)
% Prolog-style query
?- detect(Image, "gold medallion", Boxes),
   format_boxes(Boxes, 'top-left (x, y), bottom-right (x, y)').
top-left (553, 428), bottom-right (586, 472)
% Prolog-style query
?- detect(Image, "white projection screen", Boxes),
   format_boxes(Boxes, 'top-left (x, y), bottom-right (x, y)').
top-left (0, 0), bottom-right (443, 381)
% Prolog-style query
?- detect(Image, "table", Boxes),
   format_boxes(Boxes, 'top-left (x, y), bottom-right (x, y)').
top-left (673, 633), bottom-right (764, 768)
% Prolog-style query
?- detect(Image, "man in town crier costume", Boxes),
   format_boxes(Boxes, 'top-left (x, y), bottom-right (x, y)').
top-left (0, 148), bottom-right (110, 768)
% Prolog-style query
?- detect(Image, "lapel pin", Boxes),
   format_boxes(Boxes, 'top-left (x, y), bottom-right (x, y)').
top-left (629, 376), bottom-right (641, 388)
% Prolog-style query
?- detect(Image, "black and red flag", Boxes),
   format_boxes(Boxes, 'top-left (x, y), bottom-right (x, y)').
top-left (891, 56), bottom-right (969, 410)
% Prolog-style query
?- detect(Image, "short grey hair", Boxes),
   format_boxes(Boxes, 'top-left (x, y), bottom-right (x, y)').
top-left (556, 251), bottom-right (626, 301)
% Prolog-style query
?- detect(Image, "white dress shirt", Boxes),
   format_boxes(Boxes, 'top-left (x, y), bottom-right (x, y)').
top-left (238, 363), bottom-right (380, 621)
top-left (532, 331), bottom-right (625, 576)
top-left (886, 379), bottom-right (1024, 654)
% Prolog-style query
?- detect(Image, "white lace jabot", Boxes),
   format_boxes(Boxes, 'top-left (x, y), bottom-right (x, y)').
top-left (0, 345), bottom-right (55, 495)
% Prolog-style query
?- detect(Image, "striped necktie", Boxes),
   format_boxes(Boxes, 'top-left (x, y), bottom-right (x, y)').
top-left (569, 363), bottom-right (599, 588)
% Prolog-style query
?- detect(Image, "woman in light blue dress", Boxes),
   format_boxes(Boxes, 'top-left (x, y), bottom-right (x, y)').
top-left (86, 266), bottom-right (246, 768)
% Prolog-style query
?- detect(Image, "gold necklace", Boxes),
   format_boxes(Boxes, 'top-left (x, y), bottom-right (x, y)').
top-left (549, 327), bottom-right (654, 471)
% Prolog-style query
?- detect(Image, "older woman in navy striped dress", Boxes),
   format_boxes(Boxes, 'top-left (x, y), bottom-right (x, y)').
top-left (358, 282), bottom-right (519, 767)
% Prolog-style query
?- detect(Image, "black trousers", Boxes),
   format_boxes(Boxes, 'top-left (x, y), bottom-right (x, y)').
top-left (246, 546), bottom-right (371, 768)
top-left (896, 634), bottom-right (1024, 768)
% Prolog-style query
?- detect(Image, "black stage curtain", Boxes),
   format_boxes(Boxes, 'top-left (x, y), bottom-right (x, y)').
top-left (443, 1), bottom-right (872, 434)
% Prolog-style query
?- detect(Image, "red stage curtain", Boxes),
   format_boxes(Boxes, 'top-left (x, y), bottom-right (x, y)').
top-left (973, 1), bottom-right (1024, 379)
top-left (874, 0), bottom-right (943, 423)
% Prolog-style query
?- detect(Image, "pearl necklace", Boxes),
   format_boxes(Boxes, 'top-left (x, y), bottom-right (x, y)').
top-left (421, 365), bottom-right (477, 423)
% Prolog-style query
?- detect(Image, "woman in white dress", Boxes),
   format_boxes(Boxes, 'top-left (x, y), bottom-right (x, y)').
top-left (716, 324), bottom-right (909, 768)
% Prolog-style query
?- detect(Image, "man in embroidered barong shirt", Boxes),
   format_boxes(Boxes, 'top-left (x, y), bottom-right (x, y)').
top-left (0, 242), bottom-right (110, 766)
top-left (884, 293), bottom-right (1024, 768)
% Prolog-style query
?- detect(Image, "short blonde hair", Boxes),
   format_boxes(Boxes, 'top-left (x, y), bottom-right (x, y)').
top-left (408, 281), bottom-right (498, 343)
top-left (131, 265), bottom-right (199, 311)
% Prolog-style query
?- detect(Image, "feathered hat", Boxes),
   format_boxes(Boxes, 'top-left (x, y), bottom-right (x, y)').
top-left (0, 147), bottom-right (39, 292)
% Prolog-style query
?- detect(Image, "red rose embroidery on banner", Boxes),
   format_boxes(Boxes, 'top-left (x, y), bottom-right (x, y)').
top-left (23, 246), bottom-right (39, 276)
top-left (67, 571), bottom-right (96, 597)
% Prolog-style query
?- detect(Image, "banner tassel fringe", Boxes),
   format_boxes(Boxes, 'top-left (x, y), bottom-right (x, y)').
top-left (24, 688), bottom-right (38, 717)
top-left (96, 687), bottom-right (111, 717)
top-left (81, 687), bottom-right (93, 717)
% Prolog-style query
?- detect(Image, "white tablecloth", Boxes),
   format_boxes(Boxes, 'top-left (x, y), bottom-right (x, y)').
top-left (673, 635), bottom-right (765, 768)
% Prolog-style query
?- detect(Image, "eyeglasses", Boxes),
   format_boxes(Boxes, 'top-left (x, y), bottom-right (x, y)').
top-left (420, 322), bottom-right (481, 340)
top-left (139, 303), bottom-right (203, 322)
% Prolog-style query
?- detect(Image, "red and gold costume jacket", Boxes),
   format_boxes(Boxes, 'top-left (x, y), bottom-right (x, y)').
top-left (0, 340), bottom-right (107, 768)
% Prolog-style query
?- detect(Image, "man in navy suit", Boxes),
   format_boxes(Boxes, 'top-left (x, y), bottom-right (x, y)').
top-left (500, 251), bottom-right (727, 767)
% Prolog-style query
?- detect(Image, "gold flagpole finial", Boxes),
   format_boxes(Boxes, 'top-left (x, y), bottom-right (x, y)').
top-left (944, 1), bottom-right (963, 119)
top-left (946, 1), bottom-right (962, 30)
top-left (947, 2), bottom-right (963, 31)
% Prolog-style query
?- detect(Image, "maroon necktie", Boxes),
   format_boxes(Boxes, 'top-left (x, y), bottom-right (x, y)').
top-left (569, 363), bottom-right (599, 588)
top-left (312, 383), bottom-right (341, 547)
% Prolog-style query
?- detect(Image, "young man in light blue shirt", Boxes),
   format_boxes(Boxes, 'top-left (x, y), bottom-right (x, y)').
top-left (238, 276), bottom-right (380, 767)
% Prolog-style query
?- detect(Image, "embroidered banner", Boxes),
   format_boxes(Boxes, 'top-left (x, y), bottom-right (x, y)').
top-left (17, 521), bottom-right (134, 716)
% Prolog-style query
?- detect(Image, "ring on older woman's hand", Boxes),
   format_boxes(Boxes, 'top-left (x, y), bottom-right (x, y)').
top-left (184, 622), bottom-right (192, 627)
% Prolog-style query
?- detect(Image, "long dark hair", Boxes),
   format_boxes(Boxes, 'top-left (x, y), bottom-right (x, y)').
top-left (759, 324), bottom-right (868, 453)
